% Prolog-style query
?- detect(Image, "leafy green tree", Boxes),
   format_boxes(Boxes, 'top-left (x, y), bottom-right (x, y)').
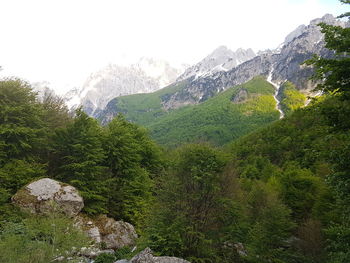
top-left (0, 79), bottom-right (47, 225)
top-left (50, 109), bottom-right (109, 215)
top-left (0, 79), bottom-right (45, 164)
top-left (245, 182), bottom-right (296, 263)
top-left (305, 2), bottom-right (350, 261)
top-left (305, 1), bottom-right (350, 97)
top-left (146, 144), bottom-right (230, 262)
top-left (104, 114), bottom-right (162, 228)
top-left (39, 88), bottom-right (72, 131)
top-left (279, 163), bottom-right (324, 221)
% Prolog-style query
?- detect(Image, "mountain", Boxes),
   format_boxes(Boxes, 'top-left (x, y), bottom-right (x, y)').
top-left (96, 14), bottom-right (349, 148)
top-left (99, 14), bottom-right (342, 121)
top-left (177, 46), bottom-right (256, 81)
top-left (64, 58), bottom-right (187, 116)
top-left (158, 14), bottom-right (345, 111)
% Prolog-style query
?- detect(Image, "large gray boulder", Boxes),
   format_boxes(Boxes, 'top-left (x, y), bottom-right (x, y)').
top-left (12, 178), bottom-right (84, 217)
top-left (76, 214), bottom-right (137, 249)
top-left (129, 248), bottom-right (190, 263)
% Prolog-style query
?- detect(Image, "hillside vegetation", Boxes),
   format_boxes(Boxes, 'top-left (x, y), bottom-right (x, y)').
top-left (99, 80), bottom-right (189, 126)
top-left (148, 76), bottom-right (280, 147)
top-left (279, 81), bottom-right (307, 116)
top-left (102, 76), bottom-right (309, 147)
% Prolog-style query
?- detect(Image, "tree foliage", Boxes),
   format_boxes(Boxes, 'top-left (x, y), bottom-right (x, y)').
top-left (104, 114), bottom-right (162, 228)
top-left (50, 109), bottom-right (109, 214)
top-left (305, 3), bottom-right (350, 97)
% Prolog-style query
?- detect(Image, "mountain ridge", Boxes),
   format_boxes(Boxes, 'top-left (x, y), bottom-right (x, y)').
top-left (64, 58), bottom-right (187, 116)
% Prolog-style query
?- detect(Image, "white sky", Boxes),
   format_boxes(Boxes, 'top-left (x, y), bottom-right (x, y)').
top-left (0, 0), bottom-right (348, 94)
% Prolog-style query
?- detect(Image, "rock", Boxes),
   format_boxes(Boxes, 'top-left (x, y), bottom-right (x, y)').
top-left (12, 178), bottom-right (84, 217)
top-left (87, 226), bottom-right (101, 243)
top-left (79, 246), bottom-right (114, 259)
top-left (129, 248), bottom-right (190, 263)
top-left (75, 214), bottom-right (137, 249)
top-left (130, 247), bottom-right (154, 263)
top-left (234, 242), bottom-right (247, 257)
top-left (96, 215), bottom-right (137, 249)
top-left (231, 88), bottom-right (249, 103)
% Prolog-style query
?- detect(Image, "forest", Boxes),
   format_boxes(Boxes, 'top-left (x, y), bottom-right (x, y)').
top-left (0, 2), bottom-right (349, 263)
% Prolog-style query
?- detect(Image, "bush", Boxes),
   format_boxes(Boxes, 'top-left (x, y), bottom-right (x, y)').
top-left (0, 213), bottom-right (89, 263)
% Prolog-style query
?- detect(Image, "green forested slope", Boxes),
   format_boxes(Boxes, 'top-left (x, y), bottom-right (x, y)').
top-left (100, 80), bottom-right (188, 125)
top-left (146, 93), bottom-right (350, 263)
top-left (148, 76), bottom-right (280, 147)
top-left (101, 76), bottom-right (308, 148)
top-left (279, 81), bottom-right (307, 116)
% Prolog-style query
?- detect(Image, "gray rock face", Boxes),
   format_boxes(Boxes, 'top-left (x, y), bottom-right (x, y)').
top-left (75, 214), bottom-right (137, 249)
top-left (177, 46), bottom-right (256, 81)
top-left (284, 24), bottom-right (307, 44)
top-left (12, 178), bottom-right (84, 217)
top-left (128, 248), bottom-right (190, 263)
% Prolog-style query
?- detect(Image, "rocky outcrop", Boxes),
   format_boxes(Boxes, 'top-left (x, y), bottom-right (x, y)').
top-left (75, 214), bottom-right (137, 249)
top-left (124, 248), bottom-right (191, 263)
top-left (177, 46), bottom-right (256, 81)
top-left (231, 88), bottom-right (249, 103)
top-left (12, 178), bottom-right (137, 251)
top-left (12, 178), bottom-right (84, 217)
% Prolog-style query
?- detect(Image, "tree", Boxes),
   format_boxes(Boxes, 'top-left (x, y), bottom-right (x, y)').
top-left (305, 2), bottom-right (350, 261)
top-left (39, 88), bottom-right (71, 131)
top-left (0, 79), bottom-right (46, 164)
top-left (50, 109), bottom-right (109, 215)
top-left (0, 79), bottom-right (47, 224)
top-left (305, 1), bottom-right (350, 97)
top-left (245, 182), bottom-right (296, 263)
top-left (146, 144), bottom-right (230, 261)
top-left (104, 114), bottom-right (162, 228)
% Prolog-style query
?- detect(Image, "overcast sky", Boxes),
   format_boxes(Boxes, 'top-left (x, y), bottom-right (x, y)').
top-left (0, 0), bottom-right (348, 94)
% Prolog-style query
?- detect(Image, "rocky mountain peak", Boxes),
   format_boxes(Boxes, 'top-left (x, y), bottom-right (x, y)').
top-left (64, 58), bottom-right (186, 116)
top-left (283, 24), bottom-right (307, 45)
top-left (177, 46), bottom-right (256, 81)
top-left (310, 13), bottom-right (335, 25)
